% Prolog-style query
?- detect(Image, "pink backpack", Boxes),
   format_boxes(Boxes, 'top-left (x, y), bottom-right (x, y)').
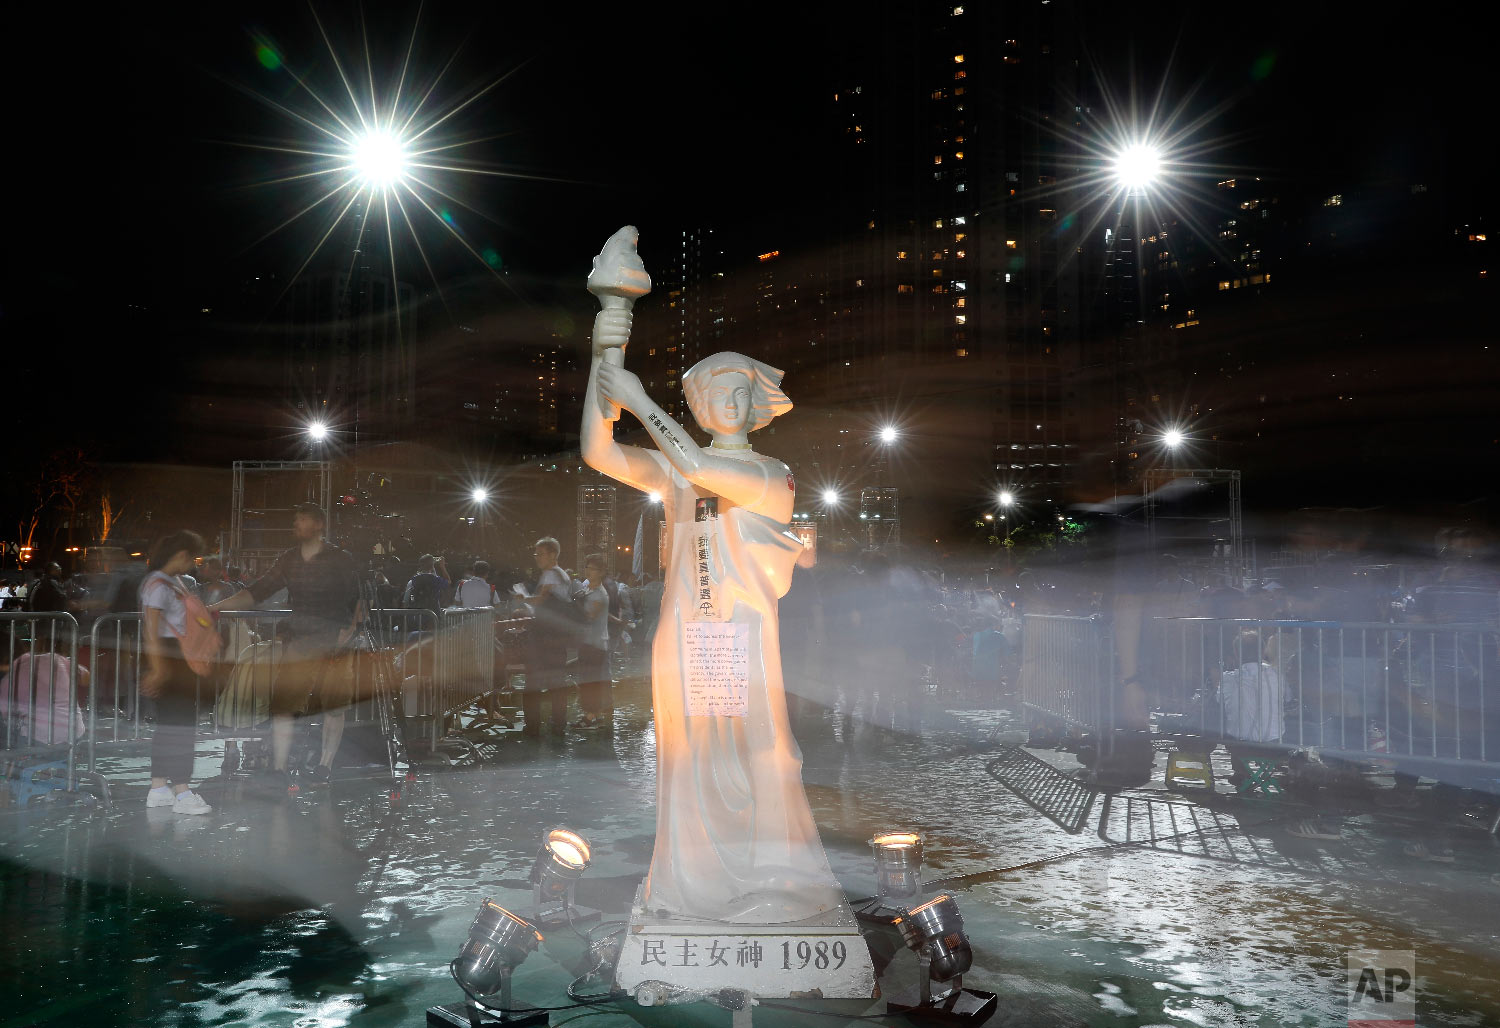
top-left (148, 574), bottom-right (224, 676)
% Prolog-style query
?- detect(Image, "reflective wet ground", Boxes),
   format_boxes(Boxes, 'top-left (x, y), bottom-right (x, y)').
top-left (3, 675), bottom-right (1499, 1027)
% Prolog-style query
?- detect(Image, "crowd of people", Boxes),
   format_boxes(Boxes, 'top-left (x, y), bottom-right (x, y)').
top-left (5, 505), bottom-right (1496, 822)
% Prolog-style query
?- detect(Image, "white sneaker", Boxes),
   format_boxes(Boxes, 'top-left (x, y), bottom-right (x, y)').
top-left (146, 786), bottom-right (176, 808)
top-left (172, 791), bottom-right (213, 816)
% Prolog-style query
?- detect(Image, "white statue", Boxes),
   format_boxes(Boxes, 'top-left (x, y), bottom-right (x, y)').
top-left (582, 227), bottom-right (845, 924)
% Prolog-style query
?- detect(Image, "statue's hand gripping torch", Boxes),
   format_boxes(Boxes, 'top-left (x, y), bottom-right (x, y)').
top-left (587, 225), bottom-right (652, 421)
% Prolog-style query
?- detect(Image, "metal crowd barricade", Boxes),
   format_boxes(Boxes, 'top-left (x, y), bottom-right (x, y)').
top-left (2, 611), bottom-right (82, 792)
top-left (1019, 614), bottom-right (1113, 735)
top-left (1151, 617), bottom-right (1500, 787)
top-left (435, 606), bottom-right (497, 716)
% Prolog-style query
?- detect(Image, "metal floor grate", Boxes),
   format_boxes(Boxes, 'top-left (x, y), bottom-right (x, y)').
top-left (985, 745), bottom-right (1099, 834)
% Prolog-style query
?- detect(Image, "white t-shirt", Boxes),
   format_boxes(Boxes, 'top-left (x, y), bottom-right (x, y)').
top-left (455, 576), bottom-right (496, 608)
top-left (139, 571), bottom-right (189, 638)
top-left (580, 583), bottom-right (609, 649)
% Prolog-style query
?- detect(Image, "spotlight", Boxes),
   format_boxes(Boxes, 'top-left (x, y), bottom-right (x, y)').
top-left (429, 899), bottom-right (547, 1028)
top-left (307, 421), bottom-right (329, 442)
top-left (886, 893), bottom-right (998, 1023)
top-left (857, 831), bottom-right (925, 925)
top-left (647, 491), bottom-right (662, 503)
top-left (822, 489), bottom-right (839, 505)
top-left (1163, 428), bottom-right (1185, 448)
top-left (472, 487), bottom-right (490, 504)
top-left (880, 425), bottom-right (899, 444)
top-left (528, 827), bottom-right (601, 928)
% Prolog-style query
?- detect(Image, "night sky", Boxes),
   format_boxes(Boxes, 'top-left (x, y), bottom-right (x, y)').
top-left (3, 2), bottom-right (1494, 510)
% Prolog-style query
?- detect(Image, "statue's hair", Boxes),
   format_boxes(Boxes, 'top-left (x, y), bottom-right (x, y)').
top-left (682, 352), bottom-right (793, 433)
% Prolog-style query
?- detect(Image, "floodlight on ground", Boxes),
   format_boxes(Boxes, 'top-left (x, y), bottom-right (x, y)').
top-left (1113, 142), bottom-right (1162, 192)
top-left (430, 900), bottom-right (548, 1028)
top-left (528, 827), bottom-right (600, 928)
top-left (351, 129), bottom-right (411, 190)
top-left (307, 421), bottom-right (329, 442)
top-left (471, 487), bottom-right (490, 504)
top-left (855, 831), bottom-right (925, 925)
top-left (885, 893), bottom-right (998, 1023)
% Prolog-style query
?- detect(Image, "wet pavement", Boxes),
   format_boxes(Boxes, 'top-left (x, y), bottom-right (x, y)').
top-left (3, 675), bottom-right (1499, 1027)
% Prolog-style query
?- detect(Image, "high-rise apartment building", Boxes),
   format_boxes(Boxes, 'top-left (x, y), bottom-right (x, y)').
top-left (821, 1), bottom-right (1091, 508)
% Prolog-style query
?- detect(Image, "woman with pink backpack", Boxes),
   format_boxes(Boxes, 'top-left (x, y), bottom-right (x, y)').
top-left (139, 530), bottom-right (214, 815)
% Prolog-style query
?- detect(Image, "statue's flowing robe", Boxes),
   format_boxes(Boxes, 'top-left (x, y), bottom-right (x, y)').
top-left (642, 451), bottom-right (843, 924)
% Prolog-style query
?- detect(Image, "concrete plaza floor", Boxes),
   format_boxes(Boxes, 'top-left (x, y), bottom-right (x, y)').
top-left (3, 674), bottom-right (1499, 1027)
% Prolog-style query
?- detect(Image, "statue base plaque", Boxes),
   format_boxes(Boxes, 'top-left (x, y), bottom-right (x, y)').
top-left (613, 885), bottom-right (879, 1003)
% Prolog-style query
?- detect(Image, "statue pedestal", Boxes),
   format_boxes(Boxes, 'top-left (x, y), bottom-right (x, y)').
top-left (613, 884), bottom-right (878, 1002)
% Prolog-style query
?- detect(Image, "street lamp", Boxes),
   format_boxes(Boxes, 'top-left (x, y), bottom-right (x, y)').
top-left (350, 129), bottom-right (411, 191)
top-left (997, 490), bottom-right (1015, 508)
top-left (822, 489), bottom-right (840, 506)
top-left (1162, 428), bottom-right (1185, 449)
top-left (1113, 142), bottom-right (1163, 193)
top-left (471, 487), bottom-right (489, 504)
top-left (307, 421), bottom-right (329, 443)
top-left (879, 425), bottom-right (899, 444)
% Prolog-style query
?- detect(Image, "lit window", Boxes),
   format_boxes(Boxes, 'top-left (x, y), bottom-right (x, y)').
top-left (933, 155), bottom-right (943, 165)
top-left (897, 284), bottom-right (914, 294)
top-left (954, 315), bottom-right (966, 325)
top-left (1006, 239), bottom-right (1018, 249)
top-left (1323, 194), bottom-right (1343, 207)
top-left (952, 5), bottom-right (963, 13)
top-left (1217, 281), bottom-right (1231, 291)
top-left (954, 54), bottom-right (965, 63)
top-left (954, 233), bottom-right (967, 242)
top-left (933, 218), bottom-right (944, 228)
top-left (955, 250), bottom-right (967, 258)
top-left (955, 151), bottom-right (964, 160)
top-left (897, 250), bottom-right (909, 259)
top-left (955, 182), bottom-right (966, 192)
top-left (954, 70), bottom-right (967, 80)
top-left (956, 348), bottom-right (969, 357)
top-left (953, 86), bottom-right (965, 95)
top-left (867, 218), bottom-right (876, 229)
top-left (954, 280), bottom-right (966, 291)
top-left (1005, 273), bottom-right (1012, 283)
top-left (930, 89), bottom-right (945, 100)
top-left (954, 216), bottom-right (966, 225)
top-left (955, 297), bottom-right (966, 307)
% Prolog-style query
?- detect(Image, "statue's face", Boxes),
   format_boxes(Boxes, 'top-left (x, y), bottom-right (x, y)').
top-left (696, 371), bottom-right (753, 436)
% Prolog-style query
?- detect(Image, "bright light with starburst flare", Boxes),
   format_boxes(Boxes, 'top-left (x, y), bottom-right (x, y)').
top-left (350, 129), bottom-right (411, 189)
top-left (227, 10), bottom-right (556, 329)
top-left (1113, 142), bottom-right (1163, 191)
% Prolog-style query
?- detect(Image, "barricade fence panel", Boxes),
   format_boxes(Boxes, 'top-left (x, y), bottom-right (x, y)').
top-left (1149, 617), bottom-right (1499, 779)
top-left (78, 607), bottom-right (475, 776)
top-left (436, 607), bottom-right (496, 715)
top-left (1019, 614), bottom-right (1112, 733)
top-left (2, 611), bottom-right (82, 789)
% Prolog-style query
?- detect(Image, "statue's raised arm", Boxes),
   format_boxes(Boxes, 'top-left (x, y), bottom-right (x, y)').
top-left (582, 227), bottom-right (794, 519)
top-left (580, 226), bottom-right (670, 494)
